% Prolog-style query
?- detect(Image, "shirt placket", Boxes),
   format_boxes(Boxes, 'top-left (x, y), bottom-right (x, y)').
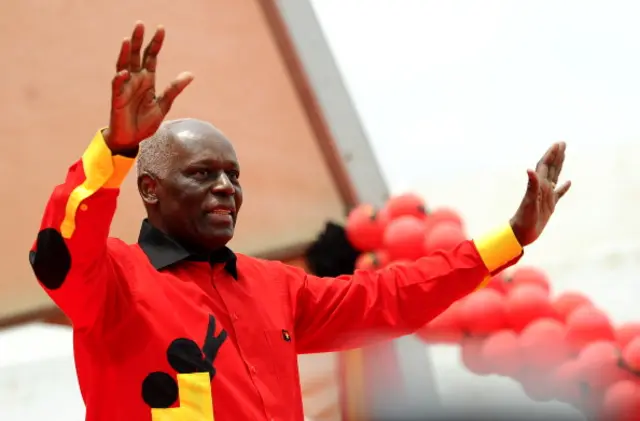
top-left (210, 264), bottom-right (279, 421)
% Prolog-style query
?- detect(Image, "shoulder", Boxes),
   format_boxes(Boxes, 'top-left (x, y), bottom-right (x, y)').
top-left (105, 238), bottom-right (154, 271)
top-left (235, 253), bottom-right (308, 281)
top-left (106, 236), bottom-right (135, 255)
top-left (236, 253), bottom-right (282, 271)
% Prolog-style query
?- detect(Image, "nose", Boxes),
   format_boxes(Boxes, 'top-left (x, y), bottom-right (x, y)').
top-left (211, 172), bottom-right (235, 195)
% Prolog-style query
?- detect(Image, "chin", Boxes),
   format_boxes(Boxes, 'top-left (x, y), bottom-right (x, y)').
top-left (204, 228), bottom-right (234, 249)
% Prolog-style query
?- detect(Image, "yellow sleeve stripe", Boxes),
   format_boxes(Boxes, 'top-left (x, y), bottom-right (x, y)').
top-left (60, 130), bottom-right (136, 239)
top-left (472, 223), bottom-right (523, 289)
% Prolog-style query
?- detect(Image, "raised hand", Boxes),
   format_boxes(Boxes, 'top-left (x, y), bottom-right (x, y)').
top-left (104, 22), bottom-right (194, 152)
top-left (510, 142), bottom-right (571, 246)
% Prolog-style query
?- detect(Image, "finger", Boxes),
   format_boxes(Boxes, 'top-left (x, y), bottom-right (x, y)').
top-left (111, 70), bottom-right (130, 100)
top-left (535, 143), bottom-right (558, 181)
top-left (115, 38), bottom-right (132, 72)
top-left (142, 26), bottom-right (166, 73)
top-left (550, 141), bottom-right (566, 184)
top-left (129, 21), bottom-right (145, 72)
top-left (546, 144), bottom-right (558, 183)
top-left (156, 72), bottom-right (195, 115)
top-left (526, 169), bottom-right (540, 198)
top-left (555, 180), bottom-right (571, 200)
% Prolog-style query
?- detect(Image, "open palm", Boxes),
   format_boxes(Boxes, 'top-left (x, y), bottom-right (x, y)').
top-left (510, 142), bottom-right (571, 246)
top-left (107, 22), bottom-right (193, 151)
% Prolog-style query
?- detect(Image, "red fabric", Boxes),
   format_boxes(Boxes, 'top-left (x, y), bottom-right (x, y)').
top-left (33, 157), bottom-right (497, 421)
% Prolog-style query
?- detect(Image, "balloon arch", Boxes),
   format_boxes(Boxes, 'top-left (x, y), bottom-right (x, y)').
top-left (345, 193), bottom-right (640, 420)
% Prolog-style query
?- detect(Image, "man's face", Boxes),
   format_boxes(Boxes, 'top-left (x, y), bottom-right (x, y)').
top-left (146, 125), bottom-right (243, 251)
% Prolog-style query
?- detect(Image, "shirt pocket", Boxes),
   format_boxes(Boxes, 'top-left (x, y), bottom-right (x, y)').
top-left (264, 329), bottom-right (298, 395)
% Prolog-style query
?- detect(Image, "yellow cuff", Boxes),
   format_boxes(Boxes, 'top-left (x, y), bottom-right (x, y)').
top-left (473, 223), bottom-right (523, 273)
top-left (89, 129), bottom-right (135, 189)
top-left (60, 129), bottom-right (136, 238)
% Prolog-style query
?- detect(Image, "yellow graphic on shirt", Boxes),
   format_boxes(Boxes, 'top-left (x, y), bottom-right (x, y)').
top-left (151, 373), bottom-right (214, 421)
top-left (142, 315), bottom-right (227, 421)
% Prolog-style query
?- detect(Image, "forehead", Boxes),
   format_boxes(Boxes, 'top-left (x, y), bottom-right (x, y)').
top-left (169, 123), bottom-right (238, 166)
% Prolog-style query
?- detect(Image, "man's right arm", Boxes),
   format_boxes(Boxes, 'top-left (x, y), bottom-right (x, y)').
top-left (29, 129), bottom-right (136, 331)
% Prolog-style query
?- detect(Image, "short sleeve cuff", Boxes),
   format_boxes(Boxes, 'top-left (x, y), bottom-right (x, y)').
top-left (473, 223), bottom-right (523, 273)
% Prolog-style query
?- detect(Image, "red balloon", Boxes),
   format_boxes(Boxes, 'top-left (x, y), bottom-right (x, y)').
top-left (551, 360), bottom-right (584, 404)
top-left (505, 285), bottom-right (556, 332)
top-left (616, 323), bottom-right (640, 350)
top-left (519, 318), bottom-right (570, 371)
top-left (426, 207), bottom-right (464, 230)
top-left (457, 289), bottom-right (507, 335)
top-left (375, 250), bottom-right (391, 267)
top-left (516, 369), bottom-right (555, 402)
top-left (622, 337), bottom-right (640, 372)
top-left (552, 292), bottom-right (593, 322)
top-left (481, 330), bottom-right (522, 376)
top-left (376, 205), bottom-right (392, 226)
top-left (602, 380), bottom-right (640, 420)
top-left (566, 305), bottom-right (615, 352)
top-left (416, 302), bottom-right (464, 344)
top-left (383, 216), bottom-right (428, 261)
top-left (345, 204), bottom-right (386, 252)
top-left (484, 273), bottom-right (509, 295)
top-left (508, 266), bottom-right (551, 294)
top-left (460, 337), bottom-right (491, 375)
top-left (423, 222), bottom-right (467, 255)
top-left (383, 193), bottom-right (428, 221)
top-left (578, 341), bottom-right (628, 390)
top-left (355, 253), bottom-right (375, 271)
top-left (386, 259), bottom-right (411, 268)
top-left (354, 250), bottom-right (390, 271)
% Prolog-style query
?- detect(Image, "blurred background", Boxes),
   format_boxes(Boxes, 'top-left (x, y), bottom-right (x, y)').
top-left (2, 0), bottom-right (640, 420)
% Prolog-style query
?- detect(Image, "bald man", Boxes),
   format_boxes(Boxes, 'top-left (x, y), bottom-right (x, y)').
top-left (136, 118), bottom-right (242, 253)
top-left (29, 23), bottom-right (570, 421)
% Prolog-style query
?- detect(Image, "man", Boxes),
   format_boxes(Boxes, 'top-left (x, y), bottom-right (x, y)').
top-left (29, 22), bottom-right (570, 421)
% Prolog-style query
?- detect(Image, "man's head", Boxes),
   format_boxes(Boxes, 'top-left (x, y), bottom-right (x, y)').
top-left (137, 118), bottom-right (243, 252)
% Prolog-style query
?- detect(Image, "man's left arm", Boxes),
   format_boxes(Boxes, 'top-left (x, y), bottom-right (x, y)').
top-left (288, 140), bottom-right (570, 353)
top-left (287, 223), bottom-right (522, 354)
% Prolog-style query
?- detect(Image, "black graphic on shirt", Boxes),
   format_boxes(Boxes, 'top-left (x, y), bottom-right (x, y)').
top-left (141, 314), bottom-right (227, 409)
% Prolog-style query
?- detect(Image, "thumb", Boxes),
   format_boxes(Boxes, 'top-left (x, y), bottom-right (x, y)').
top-left (111, 70), bottom-right (130, 103)
top-left (525, 169), bottom-right (540, 199)
top-left (157, 71), bottom-right (194, 115)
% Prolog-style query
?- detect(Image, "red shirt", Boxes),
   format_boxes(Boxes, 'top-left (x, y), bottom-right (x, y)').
top-left (29, 130), bottom-right (522, 421)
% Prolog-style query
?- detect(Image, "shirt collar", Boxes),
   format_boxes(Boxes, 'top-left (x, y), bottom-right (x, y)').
top-left (137, 219), bottom-right (238, 279)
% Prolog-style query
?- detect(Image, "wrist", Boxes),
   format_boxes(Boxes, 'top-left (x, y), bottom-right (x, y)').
top-left (509, 217), bottom-right (526, 246)
top-left (101, 128), bottom-right (139, 158)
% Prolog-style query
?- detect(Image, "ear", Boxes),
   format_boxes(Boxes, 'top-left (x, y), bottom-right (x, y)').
top-left (138, 173), bottom-right (159, 205)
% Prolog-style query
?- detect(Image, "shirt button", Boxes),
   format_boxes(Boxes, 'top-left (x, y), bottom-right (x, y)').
top-left (250, 366), bottom-right (256, 374)
top-left (232, 313), bottom-right (239, 321)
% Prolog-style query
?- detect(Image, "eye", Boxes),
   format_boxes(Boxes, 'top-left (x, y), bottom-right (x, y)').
top-left (192, 169), bottom-right (210, 180)
top-left (227, 170), bottom-right (240, 180)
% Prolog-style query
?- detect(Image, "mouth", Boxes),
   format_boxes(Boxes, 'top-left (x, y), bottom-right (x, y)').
top-left (210, 209), bottom-right (233, 216)
top-left (205, 206), bottom-right (236, 225)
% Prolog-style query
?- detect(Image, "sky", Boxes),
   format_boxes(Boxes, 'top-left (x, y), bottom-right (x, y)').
top-left (309, 0), bottom-right (640, 191)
